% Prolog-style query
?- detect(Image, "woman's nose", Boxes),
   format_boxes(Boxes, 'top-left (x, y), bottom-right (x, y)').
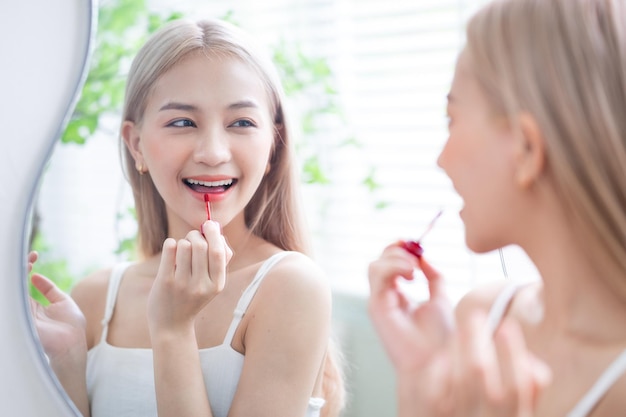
top-left (193, 128), bottom-right (231, 166)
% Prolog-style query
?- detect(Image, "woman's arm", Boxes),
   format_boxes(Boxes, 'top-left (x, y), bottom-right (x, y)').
top-left (227, 252), bottom-right (332, 417)
top-left (148, 221), bottom-right (231, 417)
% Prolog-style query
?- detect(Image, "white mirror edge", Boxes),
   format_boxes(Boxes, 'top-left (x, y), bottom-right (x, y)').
top-left (0, 1), bottom-right (96, 415)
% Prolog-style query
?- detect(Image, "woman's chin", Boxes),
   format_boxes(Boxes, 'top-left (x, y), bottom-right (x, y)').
top-left (465, 235), bottom-right (501, 254)
top-left (463, 227), bottom-right (491, 254)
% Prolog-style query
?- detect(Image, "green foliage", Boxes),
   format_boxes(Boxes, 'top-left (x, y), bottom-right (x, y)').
top-left (273, 41), bottom-right (351, 187)
top-left (62, 0), bottom-right (182, 144)
top-left (114, 207), bottom-right (138, 257)
top-left (362, 167), bottom-right (381, 192)
top-left (362, 167), bottom-right (389, 209)
top-left (302, 155), bottom-right (331, 185)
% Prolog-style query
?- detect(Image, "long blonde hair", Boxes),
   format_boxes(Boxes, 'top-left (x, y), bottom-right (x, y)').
top-left (120, 18), bottom-right (344, 416)
top-left (465, 0), bottom-right (626, 297)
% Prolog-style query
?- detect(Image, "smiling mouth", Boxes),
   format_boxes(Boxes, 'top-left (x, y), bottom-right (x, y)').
top-left (183, 178), bottom-right (236, 193)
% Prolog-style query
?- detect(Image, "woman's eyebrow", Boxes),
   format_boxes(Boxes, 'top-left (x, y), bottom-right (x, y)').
top-left (159, 102), bottom-right (198, 112)
top-left (228, 99), bottom-right (260, 110)
top-left (158, 100), bottom-right (260, 112)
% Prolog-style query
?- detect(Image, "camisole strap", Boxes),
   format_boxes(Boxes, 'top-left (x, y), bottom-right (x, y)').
top-left (99, 262), bottom-right (133, 342)
top-left (567, 349), bottom-right (626, 417)
top-left (222, 251), bottom-right (294, 345)
top-left (486, 282), bottom-right (523, 335)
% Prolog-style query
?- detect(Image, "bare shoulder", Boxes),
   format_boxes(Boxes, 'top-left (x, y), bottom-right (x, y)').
top-left (70, 268), bottom-right (112, 347)
top-left (71, 267), bottom-right (112, 307)
top-left (255, 251), bottom-right (331, 314)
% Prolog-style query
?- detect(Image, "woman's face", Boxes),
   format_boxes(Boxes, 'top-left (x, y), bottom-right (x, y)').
top-left (437, 49), bottom-right (520, 253)
top-left (126, 52), bottom-right (275, 239)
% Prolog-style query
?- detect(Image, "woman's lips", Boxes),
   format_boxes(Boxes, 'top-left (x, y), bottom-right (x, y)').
top-left (183, 177), bottom-right (237, 202)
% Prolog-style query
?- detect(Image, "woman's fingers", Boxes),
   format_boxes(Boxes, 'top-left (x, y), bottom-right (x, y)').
top-left (454, 311), bottom-right (497, 412)
top-left (368, 244), bottom-right (418, 298)
top-left (418, 257), bottom-right (447, 301)
top-left (185, 229), bottom-right (209, 286)
top-left (158, 238), bottom-right (178, 280)
top-left (368, 258), bottom-right (413, 300)
top-left (29, 273), bottom-right (87, 334)
top-left (530, 354), bottom-right (552, 391)
top-left (200, 220), bottom-right (227, 292)
top-left (450, 311), bottom-right (549, 416)
top-left (28, 251), bottom-right (38, 273)
top-left (174, 238), bottom-right (192, 283)
top-left (494, 320), bottom-right (531, 413)
top-left (28, 251), bottom-right (38, 263)
top-left (494, 318), bottom-right (551, 413)
top-left (31, 273), bottom-right (68, 305)
top-left (151, 224), bottom-right (229, 318)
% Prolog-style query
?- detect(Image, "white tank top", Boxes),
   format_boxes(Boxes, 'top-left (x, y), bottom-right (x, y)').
top-left (488, 283), bottom-right (626, 417)
top-left (86, 251), bottom-right (325, 417)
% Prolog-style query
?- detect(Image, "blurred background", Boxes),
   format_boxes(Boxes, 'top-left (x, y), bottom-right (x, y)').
top-left (32, 0), bottom-right (539, 415)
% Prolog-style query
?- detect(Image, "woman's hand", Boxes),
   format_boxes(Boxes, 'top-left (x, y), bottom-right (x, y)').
top-left (446, 312), bottom-right (551, 417)
top-left (147, 220), bottom-right (233, 335)
top-left (368, 243), bottom-right (456, 416)
top-left (29, 252), bottom-right (90, 417)
top-left (367, 243), bottom-right (454, 372)
top-left (368, 244), bottom-right (550, 417)
top-left (29, 270), bottom-right (87, 362)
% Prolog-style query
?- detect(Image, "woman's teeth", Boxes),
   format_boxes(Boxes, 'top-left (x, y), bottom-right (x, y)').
top-left (185, 178), bottom-right (233, 187)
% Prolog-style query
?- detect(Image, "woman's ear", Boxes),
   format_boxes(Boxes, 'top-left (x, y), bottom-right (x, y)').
top-left (121, 120), bottom-right (145, 172)
top-left (514, 113), bottom-right (545, 189)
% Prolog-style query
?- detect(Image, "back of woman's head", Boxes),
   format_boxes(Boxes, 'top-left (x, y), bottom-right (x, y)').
top-left (466, 0), bottom-right (626, 293)
top-left (121, 18), bottom-right (311, 257)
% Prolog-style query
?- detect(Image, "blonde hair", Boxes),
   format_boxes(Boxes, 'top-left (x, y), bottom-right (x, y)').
top-left (120, 18), bottom-right (344, 416)
top-left (466, 0), bottom-right (626, 295)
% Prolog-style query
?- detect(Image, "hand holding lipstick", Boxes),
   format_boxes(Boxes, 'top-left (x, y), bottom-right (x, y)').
top-left (147, 218), bottom-right (233, 335)
top-left (368, 207), bottom-right (550, 417)
top-left (400, 209), bottom-right (443, 259)
top-left (367, 245), bottom-right (454, 371)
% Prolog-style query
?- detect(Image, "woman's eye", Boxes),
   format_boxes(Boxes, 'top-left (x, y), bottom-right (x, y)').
top-left (230, 119), bottom-right (255, 128)
top-left (168, 119), bottom-right (196, 128)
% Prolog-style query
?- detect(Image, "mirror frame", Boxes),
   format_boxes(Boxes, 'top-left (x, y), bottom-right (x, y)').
top-left (0, 0), bottom-right (95, 414)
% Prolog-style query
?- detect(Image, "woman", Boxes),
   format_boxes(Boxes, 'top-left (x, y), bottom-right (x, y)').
top-left (31, 18), bottom-right (344, 417)
top-left (368, 0), bottom-right (626, 415)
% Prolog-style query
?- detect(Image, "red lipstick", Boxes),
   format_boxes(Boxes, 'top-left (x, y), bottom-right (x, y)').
top-left (204, 193), bottom-right (211, 221)
top-left (401, 210), bottom-right (443, 258)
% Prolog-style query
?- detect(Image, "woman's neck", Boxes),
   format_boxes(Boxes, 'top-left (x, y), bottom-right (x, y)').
top-left (521, 220), bottom-right (626, 344)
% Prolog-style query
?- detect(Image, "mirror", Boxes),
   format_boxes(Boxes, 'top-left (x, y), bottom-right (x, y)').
top-left (19, 1), bottom-right (540, 416)
top-left (0, 0), bottom-right (94, 414)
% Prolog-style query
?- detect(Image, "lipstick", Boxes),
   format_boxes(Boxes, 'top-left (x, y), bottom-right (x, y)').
top-left (401, 209), bottom-right (443, 258)
top-left (204, 193), bottom-right (211, 221)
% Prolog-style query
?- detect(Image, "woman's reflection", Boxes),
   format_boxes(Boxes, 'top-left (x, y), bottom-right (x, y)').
top-left (29, 18), bottom-right (344, 417)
